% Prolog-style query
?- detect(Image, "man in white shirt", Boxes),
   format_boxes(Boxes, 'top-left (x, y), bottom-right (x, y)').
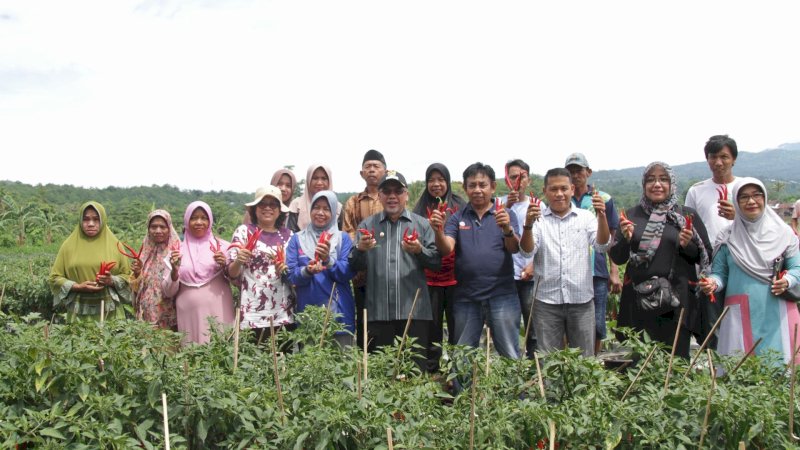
top-left (792, 199), bottom-right (800, 233)
top-left (684, 134), bottom-right (738, 350)
top-left (528, 168), bottom-right (610, 356)
top-left (684, 135), bottom-right (738, 245)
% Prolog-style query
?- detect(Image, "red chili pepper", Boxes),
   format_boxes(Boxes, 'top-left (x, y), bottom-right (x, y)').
top-left (117, 241), bottom-right (142, 260)
top-left (495, 197), bottom-right (504, 211)
top-left (228, 227), bottom-right (263, 251)
top-left (170, 240), bottom-right (181, 253)
top-left (684, 213), bottom-right (693, 231)
top-left (700, 275), bottom-right (716, 303)
top-left (717, 184), bottom-right (728, 201)
top-left (273, 245), bottom-right (285, 267)
top-left (96, 261), bottom-right (117, 281)
top-left (358, 228), bottom-right (375, 240)
top-left (314, 230), bottom-right (333, 263)
top-left (527, 192), bottom-right (542, 221)
top-left (209, 237), bottom-right (221, 253)
top-left (620, 209), bottom-right (630, 223)
top-left (403, 228), bottom-right (419, 243)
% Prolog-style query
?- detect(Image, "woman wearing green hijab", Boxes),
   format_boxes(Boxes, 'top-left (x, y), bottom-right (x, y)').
top-left (49, 201), bottom-right (132, 320)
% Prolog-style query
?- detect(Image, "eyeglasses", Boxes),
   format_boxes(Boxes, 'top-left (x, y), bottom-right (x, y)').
top-left (256, 201), bottom-right (281, 209)
top-left (381, 187), bottom-right (406, 196)
top-left (644, 177), bottom-right (670, 186)
top-left (737, 192), bottom-right (765, 203)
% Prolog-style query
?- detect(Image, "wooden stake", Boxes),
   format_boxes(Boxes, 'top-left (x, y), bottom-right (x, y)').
top-left (100, 299), bottom-right (105, 325)
top-left (396, 288), bottom-right (421, 359)
top-left (738, 442), bottom-right (745, 450)
top-left (622, 345), bottom-right (658, 402)
top-left (270, 318), bottom-right (286, 424)
top-left (729, 337), bottom-right (763, 376)
top-left (363, 308), bottom-right (368, 381)
top-left (319, 282), bottom-right (338, 346)
top-left (43, 324), bottom-right (49, 340)
top-left (522, 277), bottom-right (540, 356)
top-left (233, 306), bottom-right (241, 371)
top-left (162, 392), bottom-right (171, 450)
top-left (386, 427), bottom-right (394, 450)
top-left (356, 358), bottom-right (362, 400)
top-left (663, 307), bottom-right (685, 394)
top-left (698, 349), bottom-right (716, 449)
top-left (684, 306), bottom-right (730, 378)
top-left (0, 284), bottom-right (5, 310)
top-left (790, 324), bottom-right (799, 442)
top-left (548, 420), bottom-right (556, 450)
top-left (534, 351), bottom-right (545, 399)
top-left (469, 362), bottom-right (478, 450)
top-left (485, 327), bottom-right (492, 377)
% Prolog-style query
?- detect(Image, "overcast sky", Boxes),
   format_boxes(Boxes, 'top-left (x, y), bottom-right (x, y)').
top-left (2, 0), bottom-right (799, 193)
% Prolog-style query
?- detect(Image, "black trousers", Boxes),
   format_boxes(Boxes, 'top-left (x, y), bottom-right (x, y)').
top-left (367, 319), bottom-right (431, 372)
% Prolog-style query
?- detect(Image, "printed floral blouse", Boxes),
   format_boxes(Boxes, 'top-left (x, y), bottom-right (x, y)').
top-left (229, 224), bottom-right (295, 329)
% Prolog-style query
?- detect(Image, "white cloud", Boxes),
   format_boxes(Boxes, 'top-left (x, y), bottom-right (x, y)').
top-left (1, 0), bottom-right (799, 193)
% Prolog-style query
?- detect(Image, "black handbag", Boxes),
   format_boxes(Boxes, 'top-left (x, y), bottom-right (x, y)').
top-left (773, 256), bottom-right (800, 303)
top-left (633, 276), bottom-right (681, 313)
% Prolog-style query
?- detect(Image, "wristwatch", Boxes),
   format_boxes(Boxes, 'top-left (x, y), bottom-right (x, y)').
top-left (503, 229), bottom-right (514, 238)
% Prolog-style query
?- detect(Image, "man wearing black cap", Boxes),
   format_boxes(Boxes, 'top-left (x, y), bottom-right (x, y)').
top-left (343, 149), bottom-right (387, 347)
top-left (349, 170), bottom-right (441, 369)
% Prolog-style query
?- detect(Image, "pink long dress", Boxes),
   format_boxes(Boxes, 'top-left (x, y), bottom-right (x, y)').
top-left (163, 269), bottom-right (234, 345)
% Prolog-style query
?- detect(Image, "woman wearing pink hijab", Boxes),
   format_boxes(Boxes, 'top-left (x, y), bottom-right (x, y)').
top-left (287, 165), bottom-right (342, 232)
top-left (163, 201), bottom-right (235, 345)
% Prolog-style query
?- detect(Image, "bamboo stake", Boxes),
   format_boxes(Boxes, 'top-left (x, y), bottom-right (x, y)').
top-left (522, 277), bottom-right (540, 357)
top-left (162, 392), bottom-right (171, 450)
top-left (738, 442), bottom-right (745, 450)
top-left (469, 362), bottom-right (478, 450)
top-left (387, 427), bottom-right (394, 450)
top-left (0, 284), bottom-right (5, 310)
top-left (534, 352), bottom-right (545, 399)
top-left (663, 307), bottom-right (685, 394)
top-left (684, 306), bottom-right (730, 378)
top-left (100, 300), bottom-right (105, 325)
top-left (318, 282), bottom-right (338, 346)
top-left (270, 318), bottom-right (286, 424)
top-left (729, 337), bottom-right (763, 376)
top-left (396, 288), bottom-right (421, 359)
top-left (43, 323), bottom-right (49, 340)
top-left (790, 324), bottom-right (799, 441)
top-left (621, 345), bottom-right (658, 402)
top-left (356, 358), bottom-right (362, 400)
top-left (698, 349), bottom-right (716, 449)
top-left (549, 420), bottom-right (556, 450)
top-left (363, 308), bottom-right (368, 381)
top-left (233, 306), bottom-right (241, 371)
top-left (485, 328), bottom-right (492, 377)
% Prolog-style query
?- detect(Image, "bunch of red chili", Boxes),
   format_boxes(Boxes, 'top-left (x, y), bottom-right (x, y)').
top-left (229, 227), bottom-right (263, 251)
top-left (504, 166), bottom-right (524, 192)
top-left (358, 227), bottom-right (375, 240)
top-left (314, 231), bottom-right (333, 263)
top-left (96, 261), bottom-right (116, 282)
top-left (117, 241), bottom-right (142, 261)
top-left (403, 228), bottom-right (419, 243)
top-left (717, 184), bottom-right (729, 201)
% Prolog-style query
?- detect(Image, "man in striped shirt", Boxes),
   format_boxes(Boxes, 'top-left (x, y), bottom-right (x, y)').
top-left (529, 168), bottom-right (611, 357)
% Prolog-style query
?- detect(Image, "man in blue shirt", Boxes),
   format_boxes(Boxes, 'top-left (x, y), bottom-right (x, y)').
top-left (431, 162), bottom-right (534, 359)
top-left (565, 153), bottom-right (621, 355)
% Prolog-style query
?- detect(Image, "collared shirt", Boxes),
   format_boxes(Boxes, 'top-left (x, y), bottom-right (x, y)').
top-left (685, 177), bottom-right (738, 245)
top-left (532, 205), bottom-right (609, 305)
top-left (445, 201), bottom-right (527, 303)
top-left (349, 209), bottom-right (440, 321)
top-left (570, 185), bottom-right (619, 279)
top-left (343, 190), bottom-right (383, 241)
top-left (500, 195), bottom-right (535, 281)
top-left (343, 190), bottom-right (384, 287)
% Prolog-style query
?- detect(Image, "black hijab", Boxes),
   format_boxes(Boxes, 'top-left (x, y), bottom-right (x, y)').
top-left (412, 163), bottom-right (466, 217)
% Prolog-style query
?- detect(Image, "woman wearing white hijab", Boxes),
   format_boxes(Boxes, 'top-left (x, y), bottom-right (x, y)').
top-left (701, 178), bottom-right (800, 365)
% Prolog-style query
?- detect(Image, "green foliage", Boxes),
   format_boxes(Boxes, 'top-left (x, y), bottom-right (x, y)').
top-left (1, 305), bottom-right (798, 448)
top-left (0, 253), bottom-right (54, 317)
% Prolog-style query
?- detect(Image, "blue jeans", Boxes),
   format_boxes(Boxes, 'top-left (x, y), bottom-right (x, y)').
top-left (452, 294), bottom-right (521, 359)
top-left (593, 277), bottom-right (609, 340)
